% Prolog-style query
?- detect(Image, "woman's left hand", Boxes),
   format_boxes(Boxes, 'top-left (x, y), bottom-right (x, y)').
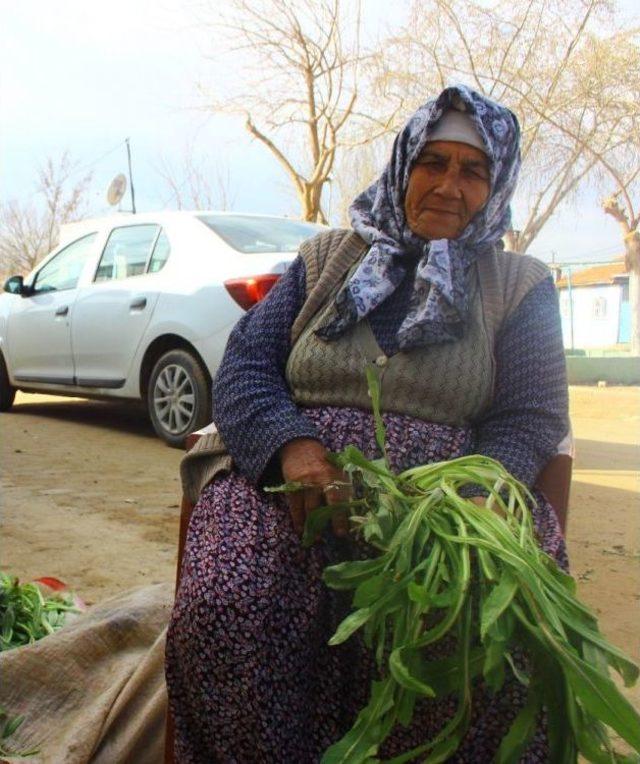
top-left (279, 438), bottom-right (352, 540)
top-left (469, 495), bottom-right (506, 518)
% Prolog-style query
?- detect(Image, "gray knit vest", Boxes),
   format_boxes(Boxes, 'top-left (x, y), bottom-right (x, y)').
top-left (286, 229), bottom-right (550, 426)
top-left (180, 228), bottom-right (550, 503)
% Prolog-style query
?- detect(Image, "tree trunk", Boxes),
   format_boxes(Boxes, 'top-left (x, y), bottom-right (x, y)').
top-left (602, 205), bottom-right (639, 356)
top-left (625, 231), bottom-right (640, 356)
top-left (630, 269), bottom-right (640, 356)
top-left (300, 182), bottom-right (327, 224)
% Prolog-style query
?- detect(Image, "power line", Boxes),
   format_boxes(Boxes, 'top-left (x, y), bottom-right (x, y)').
top-left (70, 140), bottom-right (127, 178)
top-left (535, 243), bottom-right (622, 263)
top-left (548, 260), bottom-right (622, 268)
top-left (570, 244), bottom-right (621, 258)
top-left (4, 142), bottom-right (129, 206)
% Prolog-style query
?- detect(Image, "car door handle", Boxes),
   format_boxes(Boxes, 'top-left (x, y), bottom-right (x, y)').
top-left (130, 298), bottom-right (147, 310)
top-left (55, 306), bottom-right (69, 317)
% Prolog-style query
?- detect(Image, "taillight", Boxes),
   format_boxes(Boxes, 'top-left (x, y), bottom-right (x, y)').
top-left (223, 273), bottom-right (281, 311)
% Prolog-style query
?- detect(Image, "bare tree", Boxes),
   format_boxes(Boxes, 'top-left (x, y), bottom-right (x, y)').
top-left (603, 188), bottom-right (640, 354)
top-left (597, 27), bottom-right (640, 259)
top-left (157, 144), bottom-right (236, 211)
top-left (196, 0), bottom-right (394, 223)
top-left (379, 0), bottom-right (639, 254)
top-left (332, 138), bottom-right (392, 225)
top-left (597, 28), bottom-right (640, 354)
top-left (0, 153), bottom-right (93, 277)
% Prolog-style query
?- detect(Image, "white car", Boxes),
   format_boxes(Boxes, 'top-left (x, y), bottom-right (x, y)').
top-left (0, 211), bottom-right (324, 445)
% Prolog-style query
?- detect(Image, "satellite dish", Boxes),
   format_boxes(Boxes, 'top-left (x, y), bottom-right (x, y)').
top-left (106, 174), bottom-right (127, 206)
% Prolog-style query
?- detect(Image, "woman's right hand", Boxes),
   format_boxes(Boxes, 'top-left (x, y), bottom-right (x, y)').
top-left (279, 438), bottom-right (351, 540)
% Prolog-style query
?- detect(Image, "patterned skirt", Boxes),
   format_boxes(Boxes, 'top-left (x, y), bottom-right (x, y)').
top-left (165, 406), bottom-right (567, 763)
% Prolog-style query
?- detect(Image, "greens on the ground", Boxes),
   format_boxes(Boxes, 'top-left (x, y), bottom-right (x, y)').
top-left (0, 707), bottom-right (39, 758)
top-left (268, 369), bottom-right (640, 764)
top-left (0, 572), bottom-right (79, 651)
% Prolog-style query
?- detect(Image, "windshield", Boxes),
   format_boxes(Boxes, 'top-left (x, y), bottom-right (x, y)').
top-left (197, 214), bottom-right (325, 253)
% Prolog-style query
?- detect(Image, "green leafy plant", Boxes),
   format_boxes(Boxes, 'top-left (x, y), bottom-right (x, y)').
top-left (0, 707), bottom-right (39, 757)
top-left (0, 572), bottom-right (80, 651)
top-left (268, 369), bottom-right (640, 763)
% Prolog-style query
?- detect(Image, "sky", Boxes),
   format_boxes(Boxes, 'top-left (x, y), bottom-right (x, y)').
top-left (2, 0), bottom-right (637, 267)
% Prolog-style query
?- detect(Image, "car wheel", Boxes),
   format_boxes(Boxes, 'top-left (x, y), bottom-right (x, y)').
top-left (0, 353), bottom-right (16, 412)
top-left (147, 349), bottom-right (211, 447)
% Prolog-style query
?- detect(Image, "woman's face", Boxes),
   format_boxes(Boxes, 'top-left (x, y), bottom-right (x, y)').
top-left (404, 140), bottom-right (491, 240)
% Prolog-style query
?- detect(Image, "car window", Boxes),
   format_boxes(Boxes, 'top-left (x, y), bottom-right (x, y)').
top-left (148, 230), bottom-right (171, 273)
top-left (33, 233), bottom-right (98, 293)
top-left (197, 215), bottom-right (325, 253)
top-left (94, 224), bottom-right (160, 282)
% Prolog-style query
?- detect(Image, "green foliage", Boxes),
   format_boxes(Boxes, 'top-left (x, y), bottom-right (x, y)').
top-left (0, 707), bottom-right (39, 757)
top-left (0, 572), bottom-right (79, 651)
top-left (268, 367), bottom-right (640, 763)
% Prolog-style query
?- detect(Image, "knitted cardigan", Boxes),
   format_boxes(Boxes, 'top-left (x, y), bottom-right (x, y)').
top-left (181, 231), bottom-right (568, 503)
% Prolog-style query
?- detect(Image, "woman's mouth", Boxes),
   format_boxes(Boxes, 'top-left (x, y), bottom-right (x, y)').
top-left (423, 207), bottom-right (461, 217)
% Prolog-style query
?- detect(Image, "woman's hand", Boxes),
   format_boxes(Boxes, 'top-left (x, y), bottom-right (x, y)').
top-left (469, 495), bottom-right (506, 519)
top-left (279, 438), bottom-right (352, 540)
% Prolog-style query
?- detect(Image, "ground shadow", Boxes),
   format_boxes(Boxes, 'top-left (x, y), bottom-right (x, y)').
top-left (574, 439), bottom-right (639, 472)
top-left (6, 397), bottom-right (157, 439)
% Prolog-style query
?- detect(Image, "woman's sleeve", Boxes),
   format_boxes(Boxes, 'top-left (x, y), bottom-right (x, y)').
top-left (212, 256), bottom-right (319, 484)
top-left (473, 276), bottom-right (569, 488)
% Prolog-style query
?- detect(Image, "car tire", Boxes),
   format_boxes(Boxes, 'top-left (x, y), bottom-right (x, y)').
top-left (0, 353), bottom-right (16, 412)
top-left (147, 349), bottom-right (211, 447)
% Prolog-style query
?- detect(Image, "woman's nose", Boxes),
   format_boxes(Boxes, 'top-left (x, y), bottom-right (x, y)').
top-left (435, 168), bottom-right (463, 198)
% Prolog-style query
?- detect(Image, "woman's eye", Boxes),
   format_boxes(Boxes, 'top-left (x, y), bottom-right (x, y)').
top-left (418, 158), bottom-right (444, 170)
top-left (464, 167), bottom-right (488, 181)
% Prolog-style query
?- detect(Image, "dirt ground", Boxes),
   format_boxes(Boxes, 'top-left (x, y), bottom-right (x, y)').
top-left (1, 387), bottom-right (639, 707)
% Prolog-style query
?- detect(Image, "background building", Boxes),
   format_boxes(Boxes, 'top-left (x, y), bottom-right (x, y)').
top-left (555, 260), bottom-right (630, 351)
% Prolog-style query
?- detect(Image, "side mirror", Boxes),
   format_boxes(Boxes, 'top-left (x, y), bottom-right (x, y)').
top-left (3, 276), bottom-right (29, 296)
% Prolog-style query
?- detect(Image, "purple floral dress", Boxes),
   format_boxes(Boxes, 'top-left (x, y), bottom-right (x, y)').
top-left (165, 406), bottom-right (567, 763)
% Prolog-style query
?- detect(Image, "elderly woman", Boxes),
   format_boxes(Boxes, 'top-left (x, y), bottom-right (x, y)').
top-left (165, 85), bottom-right (568, 762)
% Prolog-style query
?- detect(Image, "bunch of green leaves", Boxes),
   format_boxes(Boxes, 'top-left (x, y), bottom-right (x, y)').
top-left (269, 369), bottom-right (640, 763)
top-left (0, 707), bottom-right (39, 758)
top-left (0, 572), bottom-right (79, 651)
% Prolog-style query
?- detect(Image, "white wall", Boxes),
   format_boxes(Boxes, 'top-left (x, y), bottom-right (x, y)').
top-left (558, 284), bottom-right (621, 349)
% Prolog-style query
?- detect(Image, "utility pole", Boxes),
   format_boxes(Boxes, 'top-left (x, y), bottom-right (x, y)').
top-left (567, 267), bottom-right (575, 352)
top-left (549, 250), bottom-right (561, 283)
top-left (126, 138), bottom-right (136, 214)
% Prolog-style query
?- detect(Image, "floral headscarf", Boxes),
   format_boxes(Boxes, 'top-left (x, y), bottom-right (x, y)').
top-left (316, 85), bottom-right (521, 349)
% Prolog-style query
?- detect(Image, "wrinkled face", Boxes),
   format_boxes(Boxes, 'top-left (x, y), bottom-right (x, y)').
top-left (404, 140), bottom-right (491, 240)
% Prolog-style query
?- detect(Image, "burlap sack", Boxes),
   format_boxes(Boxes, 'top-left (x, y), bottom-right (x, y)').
top-left (0, 583), bottom-right (172, 763)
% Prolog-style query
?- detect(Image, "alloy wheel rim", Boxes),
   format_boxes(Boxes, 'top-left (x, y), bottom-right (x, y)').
top-left (153, 363), bottom-right (196, 435)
